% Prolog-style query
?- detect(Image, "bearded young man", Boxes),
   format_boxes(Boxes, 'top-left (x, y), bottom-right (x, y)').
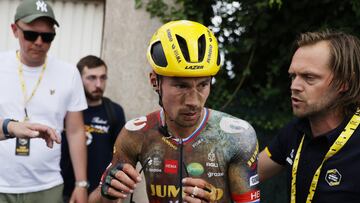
top-left (61, 55), bottom-right (125, 202)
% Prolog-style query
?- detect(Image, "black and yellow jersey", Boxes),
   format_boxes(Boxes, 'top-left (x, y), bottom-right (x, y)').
top-left (113, 108), bottom-right (260, 203)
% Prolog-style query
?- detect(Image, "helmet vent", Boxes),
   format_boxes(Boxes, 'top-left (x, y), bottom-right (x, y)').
top-left (176, 34), bottom-right (190, 62)
top-left (198, 34), bottom-right (206, 62)
top-left (151, 41), bottom-right (168, 67)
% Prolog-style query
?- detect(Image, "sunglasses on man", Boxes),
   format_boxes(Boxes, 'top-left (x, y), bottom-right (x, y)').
top-left (16, 24), bottom-right (56, 43)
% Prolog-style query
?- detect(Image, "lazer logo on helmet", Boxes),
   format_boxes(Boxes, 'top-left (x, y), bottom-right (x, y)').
top-left (185, 65), bottom-right (204, 70)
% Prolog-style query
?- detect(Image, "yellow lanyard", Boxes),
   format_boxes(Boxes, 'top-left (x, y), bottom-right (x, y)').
top-left (16, 52), bottom-right (47, 121)
top-left (291, 108), bottom-right (360, 203)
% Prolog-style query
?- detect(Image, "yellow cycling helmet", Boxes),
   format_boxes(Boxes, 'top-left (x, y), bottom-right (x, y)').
top-left (147, 20), bottom-right (220, 77)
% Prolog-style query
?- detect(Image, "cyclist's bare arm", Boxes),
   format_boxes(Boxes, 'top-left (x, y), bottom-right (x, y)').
top-left (258, 148), bottom-right (284, 182)
top-left (228, 125), bottom-right (260, 203)
top-left (99, 127), bottom-right (144, 200)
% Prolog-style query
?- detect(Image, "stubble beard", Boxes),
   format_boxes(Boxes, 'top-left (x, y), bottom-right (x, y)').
top-left (293, 93), bottom-right (338, 119)
top-left (175, 107), bottom-right (204, 128)
top-left (174, 114), bottom-right (201, 128)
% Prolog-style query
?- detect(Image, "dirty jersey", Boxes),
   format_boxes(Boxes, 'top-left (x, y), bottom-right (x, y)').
top-left (114, 108), bottom-right (260, 203)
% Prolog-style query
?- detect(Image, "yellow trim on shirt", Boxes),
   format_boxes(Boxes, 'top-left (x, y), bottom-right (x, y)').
top-left (265, 147), bottom-right (272, 157)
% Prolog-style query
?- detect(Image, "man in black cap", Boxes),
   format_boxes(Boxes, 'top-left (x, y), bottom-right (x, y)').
top-left (0, 0), bottom-right (88, 202)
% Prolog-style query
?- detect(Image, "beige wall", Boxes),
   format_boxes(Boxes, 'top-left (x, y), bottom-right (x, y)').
top-left (102, 0), bottom-right (161, 121)
top-left (102, 1), bottom-right (164, 202)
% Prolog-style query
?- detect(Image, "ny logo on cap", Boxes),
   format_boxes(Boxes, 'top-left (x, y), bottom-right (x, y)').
top-left (36, 0), bottom-right (48, 12)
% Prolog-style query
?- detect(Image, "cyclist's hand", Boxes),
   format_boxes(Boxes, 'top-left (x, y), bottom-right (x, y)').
top-left (183, 177), bottom-right (219, 203)
top-left (100, 163), bottom-right (142, 200)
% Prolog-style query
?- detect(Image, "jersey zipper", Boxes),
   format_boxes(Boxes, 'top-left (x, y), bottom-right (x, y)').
top-left (179, 138), bottom-right (184, 202)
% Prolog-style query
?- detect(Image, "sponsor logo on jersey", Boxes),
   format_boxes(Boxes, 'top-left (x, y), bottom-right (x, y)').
top-left (212, 188), bottom-right (224, 201)
top-left (150, 184), bottom-right (179, 198)
top-left (150, 184), bottom-right (224, 200)
top-left (161, 137), bottom-right (177, 150)
top-left (206, 151), bottom-right (219, 168)
top-left (207, 172), bottom-right (224, 178)
top-left (206, 162), bottom-right (219, 168)
top-left (147, 156), bottom-right (163, 173)
top-left (187, 162), bottom-right (204, 177)
top-left (232, 190), bottom-right (260, 203)
top-left (325, 169), bottom-right (342, 186)
top-left (151, 156), bottom-right (162, 166)
top-left (247, 142), bottom-right (258, 169)
top-left (249, 174), bottom-right (259, 187)
top-left (220, 117), bottom-right (250, 133)
top-left (164, 160), bottom-right (178, 174)
top-left (208, 151), bottom-right (216, 162)
top-left (148, 168), bottom-right (162, 173)
top-left (125, 116), bottom-right (147, 131)
top-left (191, 137), bottom-right (204, 148)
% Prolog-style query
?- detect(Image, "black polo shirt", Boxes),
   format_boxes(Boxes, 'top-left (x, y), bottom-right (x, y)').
top-left (267, 117), bottom-right (360, 203)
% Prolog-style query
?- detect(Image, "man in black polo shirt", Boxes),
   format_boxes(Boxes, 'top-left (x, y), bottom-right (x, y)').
top-left (258, 30), bottom-right (360, 203)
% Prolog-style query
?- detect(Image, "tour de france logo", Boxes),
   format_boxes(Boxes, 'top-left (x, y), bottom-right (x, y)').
top-left (325, 169), bottom-right (342, 186)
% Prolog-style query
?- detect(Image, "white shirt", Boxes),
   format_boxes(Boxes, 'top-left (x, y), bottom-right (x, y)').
top-left (0, 51), bottom-right (87, 193)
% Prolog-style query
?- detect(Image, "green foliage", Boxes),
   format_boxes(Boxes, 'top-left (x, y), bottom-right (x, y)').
top-left (135, 0), bottom-right (210, 22)
top-left (269, 0), bottom-right (282, 9)
top-left (135, 0), bottom-right (360, 135)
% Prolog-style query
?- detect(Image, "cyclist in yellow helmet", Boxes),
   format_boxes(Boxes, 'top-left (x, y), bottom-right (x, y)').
top-left (96, 20), bottom-right (260, 203)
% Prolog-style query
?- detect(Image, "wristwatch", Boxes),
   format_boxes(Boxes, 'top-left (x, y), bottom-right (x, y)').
top-left (75, 180), bottom-right (90, 188)
top-left (2, 119), bottom-right (17, 139)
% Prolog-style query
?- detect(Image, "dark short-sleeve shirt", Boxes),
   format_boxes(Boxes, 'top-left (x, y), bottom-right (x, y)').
top-left (61, 100), bottom-right (125, 195)
top-left (267, 117), bottom-right (360, 203)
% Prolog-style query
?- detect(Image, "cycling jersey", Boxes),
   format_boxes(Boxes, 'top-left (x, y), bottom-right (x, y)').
top-left (112, 108), bottom-right (260, 203)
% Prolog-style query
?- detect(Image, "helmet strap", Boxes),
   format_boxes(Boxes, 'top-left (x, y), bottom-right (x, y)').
top-left (155, 75), bottom-right (173, 137)
top-left (156, 74), bottom-right (163, 107)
